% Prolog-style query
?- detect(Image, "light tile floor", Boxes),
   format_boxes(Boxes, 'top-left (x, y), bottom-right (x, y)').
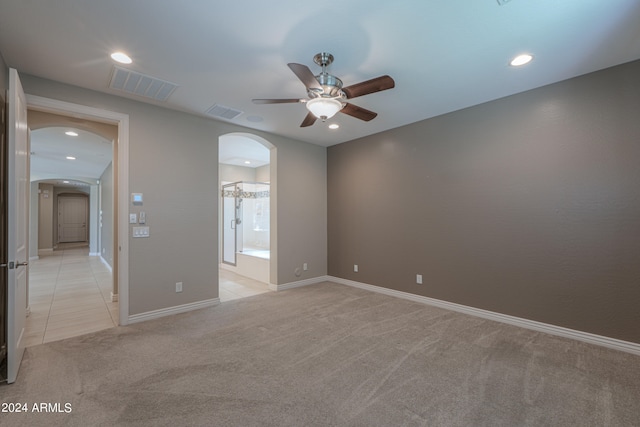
top-left (24, 245), bottom-right (118, 347)
top-left (25, 250), bottom-right (270, 346)
top-left (219, 268), bottom-right (270, 302)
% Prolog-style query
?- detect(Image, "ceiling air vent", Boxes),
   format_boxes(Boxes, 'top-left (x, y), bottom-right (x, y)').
top-left (109, 66), bottom-right (178, 102)
top-left (205, 104), bottom-right (243, 120)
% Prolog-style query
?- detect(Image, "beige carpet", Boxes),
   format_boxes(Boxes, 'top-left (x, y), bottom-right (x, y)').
top-left (1, 282), bottom-right (639, 426)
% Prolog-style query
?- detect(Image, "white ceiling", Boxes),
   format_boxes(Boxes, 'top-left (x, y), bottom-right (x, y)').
top-left (219, 135), bottom-right (270, 168)
top-left (1, 0), bottom-right (639, 148)
top-left (31, 127), bottom-right (112, 186)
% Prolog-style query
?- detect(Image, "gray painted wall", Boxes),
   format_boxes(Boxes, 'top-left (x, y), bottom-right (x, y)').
top-left (29, 181), bottom-right (39, 258)
top-left (37, 183), bottom-right (54, 250)
top-left (328, 60), bottom-right (640, 344)
top-left (100, 163), bottom-right (114, 269)
top-left (0, 53), bottom-right (6, 90)
top-left (220, 164), bottom-right (257, 183)
top-left (20, 74), bottom-right (327, 315)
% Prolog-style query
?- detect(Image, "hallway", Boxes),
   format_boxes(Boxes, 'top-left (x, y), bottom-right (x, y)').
top-left (24, 245), bottom-right (117, 347)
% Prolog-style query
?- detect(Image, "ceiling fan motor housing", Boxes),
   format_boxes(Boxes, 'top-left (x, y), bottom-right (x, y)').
top-left (312, 73), bottom-right (344, 98)
top-left (310, 52), bottom-right (345, 99)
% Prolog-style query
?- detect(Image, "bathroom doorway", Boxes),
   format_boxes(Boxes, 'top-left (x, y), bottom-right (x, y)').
top-left (218, 133), bottom-right (275, 301)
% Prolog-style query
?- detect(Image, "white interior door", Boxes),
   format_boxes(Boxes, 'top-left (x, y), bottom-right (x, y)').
top-left (7, 68), bottom-right (29, 383)
top-left (58, 196), bottom-right (88, 243)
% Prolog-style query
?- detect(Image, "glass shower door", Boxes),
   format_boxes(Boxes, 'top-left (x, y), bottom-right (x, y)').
top-left (222, 182), bottom-right (242, 265)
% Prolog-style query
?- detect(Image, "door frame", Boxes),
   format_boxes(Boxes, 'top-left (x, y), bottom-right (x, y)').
top-left (26, 95), bottom-right (130, 326)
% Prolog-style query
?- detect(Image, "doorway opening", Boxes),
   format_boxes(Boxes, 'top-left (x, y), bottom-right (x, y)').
top-left (26, 94), bottom-right (130, 329)
top-left (218, 133), bottom-right (276, 301)
top-left (26, 121), bottom-right (117, 345)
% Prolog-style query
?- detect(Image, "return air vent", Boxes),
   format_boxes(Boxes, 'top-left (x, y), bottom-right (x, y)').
top-left (109, 66), bottom-right (178, 102)
top-left (205, 104), bottom-right (243, 120)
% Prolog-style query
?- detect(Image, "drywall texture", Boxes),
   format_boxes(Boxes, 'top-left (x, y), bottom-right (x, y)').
top-left (28, 110), bottom-right (118, 141)
top-left (0, 54), bottom-right (7, 89)
top-left (37, 183), bottom-right (54, 250)
top-left (328, 59), bottom-right (640, 344)
top-left (20, 74), bottom-right (327, 315)
top-left (100, 163), bottom-right (114, 269)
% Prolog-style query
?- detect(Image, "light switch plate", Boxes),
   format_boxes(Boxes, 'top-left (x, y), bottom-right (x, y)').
top-left (132, 226), bottom-right (150, 238)
top-left (129, 213), bottom-right (137, 224)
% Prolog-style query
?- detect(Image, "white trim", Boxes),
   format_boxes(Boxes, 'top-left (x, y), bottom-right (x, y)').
top-left (328, 276), bottom-right (640, 356)
top-left (128, 298), bottom-right (220, 324)
top-left (89, 252), bottom-right (100, 257)
top-left (99, 255), bottom-right (113, 273)
top-left (29, 256), bottom-right (40, 261)
top-left (26, 94), bottom-right (130, 326)
top-left (110, 292), bottom-right (118, 303)
top-left (271, 275), bottom-right (330, 291)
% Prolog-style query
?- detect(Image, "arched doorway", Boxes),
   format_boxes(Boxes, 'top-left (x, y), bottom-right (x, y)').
top-left (218, 133), bottom-right (276, 301)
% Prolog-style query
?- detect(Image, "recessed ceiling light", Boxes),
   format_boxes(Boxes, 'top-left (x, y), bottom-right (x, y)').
top-left (66, 156), bottom-right (76, 160)
top-left (244, 161), bottom-right (251, 165)
top-left (111, 51), bottom-right (132, 64)
top-left (63, 181), bottom-right (69, 184)
top-left (65, 131), bottom-right (78, 136)
top-left (510, 54), bottom-right (533, 67)
top-left (328, 124), bottom-right (340, 130)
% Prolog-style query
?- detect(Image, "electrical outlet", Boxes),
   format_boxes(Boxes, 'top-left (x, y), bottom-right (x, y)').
top-left (303, 263), bottom-right (308, 271)
top-left (176, 282), bottom-right (183, 293)
top-left (354, 264), bottom-right (358, 272)
top-left (416, 274), bottom-right (423, 285)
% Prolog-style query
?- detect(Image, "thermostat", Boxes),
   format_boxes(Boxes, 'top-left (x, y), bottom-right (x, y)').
top-left (131, 193), bottom-right (143, 205)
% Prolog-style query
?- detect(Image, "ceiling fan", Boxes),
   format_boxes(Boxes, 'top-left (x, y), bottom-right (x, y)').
top-left (252, 52), bottom-right (395, 127)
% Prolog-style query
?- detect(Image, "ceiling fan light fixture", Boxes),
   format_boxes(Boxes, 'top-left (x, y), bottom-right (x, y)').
top-left (306, 97), bottom-right (343, 120)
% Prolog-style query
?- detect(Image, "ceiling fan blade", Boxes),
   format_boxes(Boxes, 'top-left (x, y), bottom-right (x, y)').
top-left (340, 103), bottom-right (378, 122)
top-left (252, 98), bottom-right (302, 104)
top-left (288, 63), bottom-right (322, 91)
top-left (342, 75), bottom-right (395, 99)
top-left (300, 112), bottom-right (317, 127)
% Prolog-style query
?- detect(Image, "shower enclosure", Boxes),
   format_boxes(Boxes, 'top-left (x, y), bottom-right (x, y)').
top-left (222, 181), bottom-right (270, 267)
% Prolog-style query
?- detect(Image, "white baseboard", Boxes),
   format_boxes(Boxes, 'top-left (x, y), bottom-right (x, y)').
top-left (327, 276), bottom-right (640, 356)
top-left (29, 256), bottom-right (40, 261)
top-left (100, 255), bottom-right (113, 273)
top-left (111, 292), bottom-right (118, 302)
top-left (89, 252), bottom-right (100, 257)
top-left (38, 248), bottom-right (53, 257)
top-left (272, 275), bottom-right (331, 291)
top-left (128, 298), bottom-right (220, 324)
